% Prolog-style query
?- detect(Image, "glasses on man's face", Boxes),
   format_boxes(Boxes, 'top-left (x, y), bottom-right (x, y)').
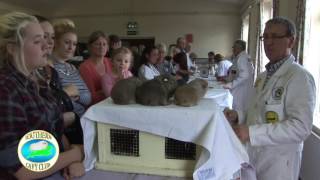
top-left (259, 34), bottom-right (289, 41)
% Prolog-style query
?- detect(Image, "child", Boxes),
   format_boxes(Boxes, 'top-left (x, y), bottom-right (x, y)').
top-left (102, 47), bottom-right (133, 97)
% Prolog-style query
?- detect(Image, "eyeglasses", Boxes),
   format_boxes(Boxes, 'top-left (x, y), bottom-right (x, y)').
top-left (259, 34), bottom-right (289, 41)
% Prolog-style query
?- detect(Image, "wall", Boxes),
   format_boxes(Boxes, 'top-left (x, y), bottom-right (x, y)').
top-left (70, 13), bottom-right (240, 58)
top-left (0, 0), bottom-right (242, 58)
top-left (44, 0), bottom-right (242, 58)
top-left (0, 1), bottom-right (36, 15)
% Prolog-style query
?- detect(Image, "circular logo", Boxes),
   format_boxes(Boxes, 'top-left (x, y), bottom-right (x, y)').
top-left (18, 130), bottom-right (59, 172)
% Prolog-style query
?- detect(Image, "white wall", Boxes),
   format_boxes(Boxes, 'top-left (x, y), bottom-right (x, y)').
top-left (0, 1), bottom-right (36, 15)
top-left (71, 13), bottom-right (240, 58)
top-left (0, 0), bottom-right (242, 58)
top-left (45, 0), bottom-right (242, 58)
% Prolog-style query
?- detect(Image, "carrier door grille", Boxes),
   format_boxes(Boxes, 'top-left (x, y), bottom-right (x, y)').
top-left (110, 129), bottom-right (139, 156)
top-left (165, 138), bottom-right (196, 160)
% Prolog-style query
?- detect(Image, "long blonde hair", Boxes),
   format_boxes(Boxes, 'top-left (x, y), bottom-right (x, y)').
top-left (0, 12), bottom-right (38, 75)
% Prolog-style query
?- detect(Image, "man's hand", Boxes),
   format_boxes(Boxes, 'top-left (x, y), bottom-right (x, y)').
top-left (233, 125), bottom-right (250, 143)
top-left (223, 82), bottom-right (232, 89)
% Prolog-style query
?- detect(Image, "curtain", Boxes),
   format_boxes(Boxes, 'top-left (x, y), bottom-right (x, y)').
top-left (293, 0), bottom-right (306, 64)
top-left (273, 0), bottom-right (280, 17)
top-left (254, 2), bottom-right (263, 77)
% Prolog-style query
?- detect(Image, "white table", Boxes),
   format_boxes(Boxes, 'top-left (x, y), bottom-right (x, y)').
top-left (205, 81), bottom-right (233, 108)
top-left (81, 91), bottom-right (248, 180)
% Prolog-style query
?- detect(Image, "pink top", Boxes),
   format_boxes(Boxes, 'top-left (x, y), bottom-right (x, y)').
top-left (101, 69), bottom-right (133, 97)
top-left (79, 57), bottom-right (112, 105)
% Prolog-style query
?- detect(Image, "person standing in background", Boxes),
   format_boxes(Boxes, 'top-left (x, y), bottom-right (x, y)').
top-left (176, 37), bottom-right (193, 71)
top-left (223, 40), bottom-right (254, 112)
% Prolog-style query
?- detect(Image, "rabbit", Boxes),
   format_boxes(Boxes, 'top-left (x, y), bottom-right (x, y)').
top-left (111, 77), bottom-right (143, 105)
top-left (135, 75), bottom-right (177, 106)
top-left (174, 78), bottom-right (208, 107)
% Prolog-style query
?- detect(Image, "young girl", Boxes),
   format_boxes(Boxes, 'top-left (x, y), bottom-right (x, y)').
top-left (101, 47), bottom-right (133, 97)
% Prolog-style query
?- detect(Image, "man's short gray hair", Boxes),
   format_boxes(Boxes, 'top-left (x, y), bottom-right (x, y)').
top-left (266, 17), bottom-right (296, 38)
top-left (234, 40), bottom-right (246, 51)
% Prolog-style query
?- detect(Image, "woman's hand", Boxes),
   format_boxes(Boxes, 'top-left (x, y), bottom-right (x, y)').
top-left (63, 85), bottom-right (80, 100)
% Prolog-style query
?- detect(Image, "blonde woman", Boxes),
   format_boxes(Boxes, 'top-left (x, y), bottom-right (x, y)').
top-left (52, 19), bottom-right (91, 117)
top-left (0, 12), bottom-right (83, 179)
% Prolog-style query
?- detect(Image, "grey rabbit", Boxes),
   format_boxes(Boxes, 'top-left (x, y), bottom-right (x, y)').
top-left (174, 78), bottom-right (208, 107)
top-left (111, 77), bottom-right (143, 105)
top-left (135, 75), bottom-right (177, 106)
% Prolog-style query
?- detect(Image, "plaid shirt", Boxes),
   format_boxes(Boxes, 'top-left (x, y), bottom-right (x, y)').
top-left (263, 57), bottom-right (288, 88)
top-left (0, 64), bottom-right (63, 175)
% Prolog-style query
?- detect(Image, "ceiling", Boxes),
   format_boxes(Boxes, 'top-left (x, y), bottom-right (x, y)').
top-left (0, 0), bottom-right (246, 17)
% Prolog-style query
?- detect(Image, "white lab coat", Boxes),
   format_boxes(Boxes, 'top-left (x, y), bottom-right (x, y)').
top-left (138, 64), bottom-right (160, 80)
top-left (230, 51), bottom-right (254, 111)
top-left (238, 55), bottom-right (316, 180)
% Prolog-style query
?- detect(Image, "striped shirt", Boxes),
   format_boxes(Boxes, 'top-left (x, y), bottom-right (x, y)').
top-left (53, 59), bottom-right (91, 117)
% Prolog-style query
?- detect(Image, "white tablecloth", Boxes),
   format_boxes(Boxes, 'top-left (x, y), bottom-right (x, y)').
top-left (81, 97), bottom-right (248, 180)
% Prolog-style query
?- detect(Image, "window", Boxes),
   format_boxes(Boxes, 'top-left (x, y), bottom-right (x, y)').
top-left (259, 0), bottom-right (273, 71)
top-left (241, 14), bottom-right (250, 44)
top-left (303, 0), bottom-right (320, 130)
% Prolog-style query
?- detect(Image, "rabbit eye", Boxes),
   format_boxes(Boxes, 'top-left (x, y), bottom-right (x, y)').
top-left (163, 78), bottom-right (168, 82)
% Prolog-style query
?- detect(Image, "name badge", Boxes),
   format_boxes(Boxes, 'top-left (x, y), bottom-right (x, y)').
top-left (265, 111), bottom-right (279, 123)
top-left (272, 87), bottom-right (284, 100)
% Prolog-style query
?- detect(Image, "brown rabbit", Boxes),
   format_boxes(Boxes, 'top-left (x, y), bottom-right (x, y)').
top-left (135, 75), bottom-right (177, 106)
top-left (111, 77), bottom-right (143, 105)
top-left (174, 79), bottom-right (208, 107)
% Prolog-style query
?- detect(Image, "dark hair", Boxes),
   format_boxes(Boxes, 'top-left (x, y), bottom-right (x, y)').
top-left (108, 34), bottom-right (120, 44)
top-left (140, 46), bottom-right (158, 66)
top-left (266, 16), bottom-right (296, 37)
top-left (88, 30), bottom-right (107, 45)
top-left (208, 51), bottom-right (215, 56)
top-left (34, 15), bottom-right (49, 23)
top-left (173, 52), bottom-right (188, 71)
top-left (233, 40), bottom-right (246, 51)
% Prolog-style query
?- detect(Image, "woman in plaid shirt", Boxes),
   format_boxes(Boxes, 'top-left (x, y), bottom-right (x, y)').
top-left (0, 12), bottom-right (84, 179)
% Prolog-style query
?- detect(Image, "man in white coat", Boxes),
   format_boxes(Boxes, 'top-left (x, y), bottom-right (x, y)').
top-left (224, 17), bottom-right (316, 180)
top-left (224, 40), bottom-right (254, 111)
